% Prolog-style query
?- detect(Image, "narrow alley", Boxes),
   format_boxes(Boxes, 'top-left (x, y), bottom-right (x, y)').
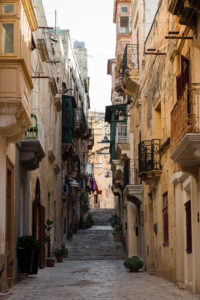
top-left (7, 209), bottom-right (200, 300)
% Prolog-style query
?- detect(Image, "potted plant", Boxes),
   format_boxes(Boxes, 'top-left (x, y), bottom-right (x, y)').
top-left (80, 192), bottom-right (90, 228)
top-left (17, 235), bottom-right (42, 274)
top-left (112, 224), bottom-right (122, 242)
top-left (54, 247), bottom-right (68, 263)
top-left (84, 213), bottom-right (94, 228)
top-left (54, 248), bottom-right (64, 263)
top-left (109, 213), bottom-right (121, 228)
top-left (45, 219), bottom-right (55, 267)
top-left (123, 256), bottom-right (144, 272)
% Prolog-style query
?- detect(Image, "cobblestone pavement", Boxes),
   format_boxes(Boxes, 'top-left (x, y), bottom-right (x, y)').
top-left (7, 224), bottom-right (200, 300)
top-left (8, 260), bottom-right (200, 300)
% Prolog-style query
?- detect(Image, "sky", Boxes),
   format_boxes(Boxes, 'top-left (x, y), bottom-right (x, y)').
top-left (41, 0), bottom-right (116, 112)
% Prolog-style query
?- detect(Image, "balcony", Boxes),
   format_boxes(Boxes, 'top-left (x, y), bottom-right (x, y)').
top-left (121, 44), bottom-right (139, 99)
top-left (75, 107), bottom-right (88, 135)
top-left (171, 88), bottom-right (200, 168)
top-left (68, 155), bottom-right (80, 179)
top-left (111, 160), bottom-right (124, 188)
top-left (168, 0), bottom-right (198, 31)
top-left (20, 110), bottom-right (45, 170)
top-left (115, 123), bottom-right (130, 162)
top-left (138, 139), bottom-right (162, 181)
top-left (88, 129), bottom-right (94, 150)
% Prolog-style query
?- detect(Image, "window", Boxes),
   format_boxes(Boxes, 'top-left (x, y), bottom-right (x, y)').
top-left (2, 23), bottom-right (14, 53)
top-left (120, 17), bottom-right (129, 34)
top-left (176, 55), bottom-right (189, 100)
top-left (3, 4), bottom-right (14, 14)
top-left (163, 192), bottom-right (169, 247)
top-left (121, 6), bottom-right (128, 13)
top-left (185, 200), bottom-right (192, 254)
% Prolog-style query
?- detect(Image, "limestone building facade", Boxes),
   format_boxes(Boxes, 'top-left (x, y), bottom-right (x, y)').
top-left (107, 0), bottom-right (200, 294)
top-left (0, 0), bottom-right (92, 291)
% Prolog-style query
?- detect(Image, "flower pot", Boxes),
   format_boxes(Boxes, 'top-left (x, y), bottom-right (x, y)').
top-left (56, 255), bottom-right (63, 263)
top-left (46, 258), bottom-right (55, 267)
top-left (30, 249), bottom-right (40, 274)
top-left (114, 235), bottom-right (122, 242)
top-left (17, 248), bottom-right (33, 274)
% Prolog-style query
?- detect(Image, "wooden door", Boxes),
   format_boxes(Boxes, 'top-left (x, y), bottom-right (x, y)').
top-left (39, 205), bottom-right (45, 268)
top-left (6, 159), bottom-right (14, 283)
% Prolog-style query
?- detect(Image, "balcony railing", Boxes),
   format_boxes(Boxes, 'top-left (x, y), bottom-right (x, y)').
top-left (171, 88), bottom-right (200, 152)
top-left (115, 123), bottom-right (128, 147)
top-left (24, 109), bottom-right (45, 151)
top-left (138, 139), bottom-right (161, 173)
top-left (122, 44), bottom-right (138, 78)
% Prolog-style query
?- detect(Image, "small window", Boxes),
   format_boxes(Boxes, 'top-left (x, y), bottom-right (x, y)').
top-left (121, 6), bottom-right (128, 13)
top-left (3, 5), bottom-right (14, 14)
top-left (2, 23), bottom-right (14, 53)
top-left (120, 17), bottom-right (129, 34)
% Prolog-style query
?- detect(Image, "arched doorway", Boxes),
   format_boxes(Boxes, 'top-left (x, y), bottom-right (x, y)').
top-left (32, 178), bottom-right (46, 268)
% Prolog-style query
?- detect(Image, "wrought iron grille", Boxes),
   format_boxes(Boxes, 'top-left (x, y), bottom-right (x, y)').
top-left (122, 44), bottom-right (138, 78)
top-left (138, 139), bottom-right (161, 173)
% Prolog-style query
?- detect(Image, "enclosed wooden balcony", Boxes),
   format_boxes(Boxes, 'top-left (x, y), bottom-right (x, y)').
top-left (115, 123), bottom-right (130, 162)
top-left (121, 44), bottom-right (139, 99)
top-left (138, 139), bottom-right (162, 181)
top-left (0, 0), bottom-right (38, 142)
top-left (171, 88), bottom-right (200, 168)
top-left (20, 110), bottom-right (45, 170)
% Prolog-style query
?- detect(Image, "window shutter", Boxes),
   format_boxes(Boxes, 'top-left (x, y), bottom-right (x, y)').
top-left (163, 193), bottom-right (169, 247)
top-left (185, 200), bottom-right (192, 254)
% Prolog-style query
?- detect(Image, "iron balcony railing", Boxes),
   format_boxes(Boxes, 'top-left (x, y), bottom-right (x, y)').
top-left (122, 44), bottom-right (138, 78)
top-left (138, 139), bottom-right (161, 173)
top-left (24, 109), bottom-right (45, 151)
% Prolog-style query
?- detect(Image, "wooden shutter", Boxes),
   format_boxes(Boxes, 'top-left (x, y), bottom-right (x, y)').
top-left (163, 193), bottom-right (169, 247)
top-left (185, 200), bottom-right (192, 254)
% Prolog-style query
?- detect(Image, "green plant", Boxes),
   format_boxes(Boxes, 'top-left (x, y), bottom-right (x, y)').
top-left (54, 247), bottom-right (68, 257)
top-left (109, 214), bottom-right (121, 228)
top-left (123, 256), bottom-right (144, 272)
top-left (18, 235), bottom-right (42, 251)
top-left (61, 246), bottom-right (68, 258)
top-left (45, 219), bottom-right (53, 257)
top-left (54, 248), bottom-right (63, 257)
top-left (112, 224), bottom-right (122, 236)
top-left (80, 192), bottom-right (90, 214)
top-left (84, 213), bottom-right (94, 228)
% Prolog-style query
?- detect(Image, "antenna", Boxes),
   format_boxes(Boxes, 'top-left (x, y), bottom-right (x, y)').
top-left (55, 10), bottom-right (57, 35)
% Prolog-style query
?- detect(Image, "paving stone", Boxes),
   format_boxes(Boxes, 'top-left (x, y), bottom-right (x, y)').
top-left (7, 224), bottom-right (200, 300)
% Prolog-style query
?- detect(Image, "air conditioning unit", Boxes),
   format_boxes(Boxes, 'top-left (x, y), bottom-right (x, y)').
top-left (68, 177), bottom-right (80, 187)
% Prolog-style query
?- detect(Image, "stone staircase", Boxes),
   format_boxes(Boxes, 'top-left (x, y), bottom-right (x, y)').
top-left (66, 209), bottom-right (126, 260)
top-left (90, 208), bottom-right (115, 225)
